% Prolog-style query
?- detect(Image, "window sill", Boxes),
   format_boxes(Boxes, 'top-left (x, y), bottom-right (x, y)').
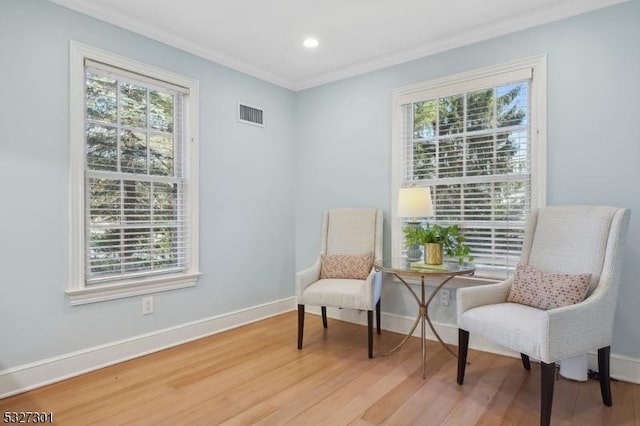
top-left (66, 272), bottom-right (201, 306)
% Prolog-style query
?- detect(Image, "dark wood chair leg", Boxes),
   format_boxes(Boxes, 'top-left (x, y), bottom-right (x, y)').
top-left (598, 346), bottom-right (612, 406)
top-left (540, 361), bottom-right (556, 426)
top-left (376, 299), bottom-right (381, 335)
top-left (457, 329), bottom-right (469, 385)
top-left (297, 304), bottom-right (305, 349)
top-left (367, 310), bottom-right (374, 359)
top-left (321, 306), bottom-right (328, 328)
top-left (521, 353), bottom-right (531, 371)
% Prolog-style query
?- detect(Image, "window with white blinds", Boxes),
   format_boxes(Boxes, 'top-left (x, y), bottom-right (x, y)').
top-left (84, 63), bottom-right (188, 283)
top-left (68, 42), bottom-right (200, 305)
top-left (392, 58), bottom-right (546, 279)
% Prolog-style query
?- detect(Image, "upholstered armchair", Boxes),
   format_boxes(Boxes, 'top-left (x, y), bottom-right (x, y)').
top-left (296, 208), bottom-right (383, 358)
top-left (456, 206), bottom-right (630, 426)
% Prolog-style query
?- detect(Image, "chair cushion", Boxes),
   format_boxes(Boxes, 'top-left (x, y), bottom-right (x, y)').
top-left (506, 263), bottom-right (591, 310)
top-left (460, 302), bottom-right (549, 359)
top-left (320, 252), bottom-right (372, 280)
top-left (301, 278), bottom-right (371, 310)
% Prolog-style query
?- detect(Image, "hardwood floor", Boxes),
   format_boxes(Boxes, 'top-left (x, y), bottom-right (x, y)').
top-left (2, 312), bottom-right (639, 425)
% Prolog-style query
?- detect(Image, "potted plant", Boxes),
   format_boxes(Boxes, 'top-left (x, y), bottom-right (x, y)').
top-left (403, 223), bottom-right (472, 265)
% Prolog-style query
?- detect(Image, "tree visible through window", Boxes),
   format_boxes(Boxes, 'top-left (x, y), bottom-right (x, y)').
top-left (85, 66), bottom-right (186, 283)
top-left (393, 60), bottom-right (545, 278)
top-left (68, 42), bottom-right (199, 305)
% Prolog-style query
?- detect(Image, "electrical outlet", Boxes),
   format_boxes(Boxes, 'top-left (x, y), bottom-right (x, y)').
top-left (142, 296), bottom-right (153, 315)
top-left (440, 289), bottom-right (450, 306)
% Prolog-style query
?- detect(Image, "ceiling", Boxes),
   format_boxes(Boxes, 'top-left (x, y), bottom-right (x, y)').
top-left (50, 0), bottom-right (625, 91)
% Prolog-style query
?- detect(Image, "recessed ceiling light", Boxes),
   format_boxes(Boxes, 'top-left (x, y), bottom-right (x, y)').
top-left (303, 38), bottom-right (319, 49)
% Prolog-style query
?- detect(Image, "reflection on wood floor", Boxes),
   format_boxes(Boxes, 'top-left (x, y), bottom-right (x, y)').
top-left (1, 311), bottom-right (638, 425)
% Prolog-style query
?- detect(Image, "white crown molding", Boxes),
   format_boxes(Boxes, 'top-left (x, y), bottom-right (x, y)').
top-left (293, 0), bottom-right (628, 90)
top-left (50, 0), bottom-right (627, 92)
top-left (48, 0), bottom-right (295, 90)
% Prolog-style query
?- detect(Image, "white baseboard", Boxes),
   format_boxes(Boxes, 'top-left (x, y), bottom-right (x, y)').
top-left (3, 298), bottom-right (637, 399)
top-left (310, 306), bottom-right (640, 384)
top-left (586, 352), bottom-right (640, 384)
top-left (0, 297), bottom-right (297, 399)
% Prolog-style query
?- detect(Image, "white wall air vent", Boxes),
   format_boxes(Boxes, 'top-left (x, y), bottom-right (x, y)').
top-left (238, 103), bottom-right (264, 127)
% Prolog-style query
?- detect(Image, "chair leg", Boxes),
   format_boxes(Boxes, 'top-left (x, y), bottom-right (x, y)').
top-left (376, 299), bottom-right (381, 334)
top-left (521, 353), bottom-right (531, 371)
top-left (598, 346), bottom-right (612, 406)
top-left (297, 304), bottom-right (305, 350)
top-left (321, 306), bottom-right (328, 328)
top-left (540, 361), bottom-right (556, 426)
top-left (367, 310), bottom-right (374, 359)
top-left (457, 329), bottom-right (469, 385)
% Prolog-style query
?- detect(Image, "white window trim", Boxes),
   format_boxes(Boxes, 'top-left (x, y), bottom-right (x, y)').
top-left (67, 41), bottom-right (201, 305)
top-left (390, 55), bottom-right (547, 277)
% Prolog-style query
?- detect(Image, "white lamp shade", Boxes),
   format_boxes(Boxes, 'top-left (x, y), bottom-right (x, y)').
top-left (397, 187), bottom-right (434, 218)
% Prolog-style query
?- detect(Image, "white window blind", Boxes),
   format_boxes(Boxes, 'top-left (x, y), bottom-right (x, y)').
top-left (398, 67), bottom-right (536, 278)
top-left (84, 62), bottom-right (189, 284)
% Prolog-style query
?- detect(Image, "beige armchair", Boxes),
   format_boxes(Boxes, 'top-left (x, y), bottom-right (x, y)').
top-left (296, 208), bottom-right (383, 358)
top-left (456, 206), bottom-right (630, 426)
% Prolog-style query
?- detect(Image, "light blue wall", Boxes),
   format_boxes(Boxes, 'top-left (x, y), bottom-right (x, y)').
top-left (295, 1), bottom-right (640, 358)
top-left (2, 0), bottom-right (639, 370)
top-left (0, 0), bottom-right (296, 368)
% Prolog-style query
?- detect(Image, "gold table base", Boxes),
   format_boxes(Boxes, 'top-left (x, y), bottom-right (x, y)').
top-left (382, 273), bottom-right (457, 379)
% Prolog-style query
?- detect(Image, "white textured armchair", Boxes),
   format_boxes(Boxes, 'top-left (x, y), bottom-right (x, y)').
top-left (456, 206), bottom-right (630, 426)
top-left (296, 208), bottom-right (383, 358)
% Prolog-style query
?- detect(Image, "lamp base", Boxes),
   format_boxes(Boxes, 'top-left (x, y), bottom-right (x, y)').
top-left (406, 245), bottom-right (422, 262)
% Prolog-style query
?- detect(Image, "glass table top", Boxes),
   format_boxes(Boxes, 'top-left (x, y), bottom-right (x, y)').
top-left (374, 257), bottom-right (475, 277)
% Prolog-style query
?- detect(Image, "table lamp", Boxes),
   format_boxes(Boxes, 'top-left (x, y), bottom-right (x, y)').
top-left (397, 187), bottom-right (434, 261)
